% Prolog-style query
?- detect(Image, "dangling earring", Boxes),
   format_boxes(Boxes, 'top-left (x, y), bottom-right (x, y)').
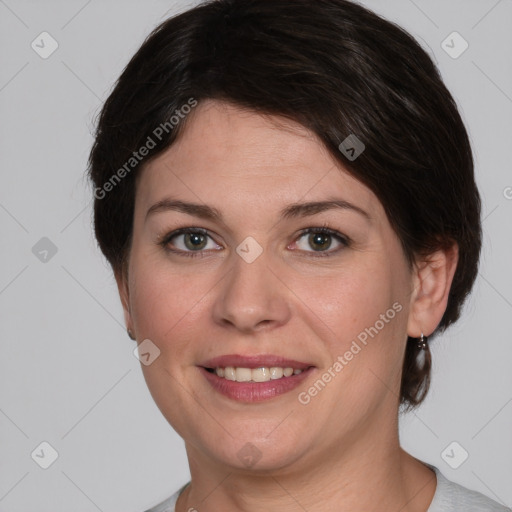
top-left (417, 332), bottom-right (427, 350)
top-left (127, 328), bottom-right (136, 340)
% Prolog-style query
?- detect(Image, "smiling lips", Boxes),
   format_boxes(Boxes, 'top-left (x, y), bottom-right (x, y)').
top-left (199, 354), bottom-right (315, 402)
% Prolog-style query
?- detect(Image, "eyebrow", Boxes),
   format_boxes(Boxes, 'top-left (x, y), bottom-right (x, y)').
top-left (281, 199), bottom-right (371, 222)
top-left (145, 197), bottom-right (371, 223)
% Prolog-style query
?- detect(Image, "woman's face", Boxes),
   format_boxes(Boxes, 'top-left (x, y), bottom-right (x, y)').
top-left (122, 99), bottom-right (418, 472)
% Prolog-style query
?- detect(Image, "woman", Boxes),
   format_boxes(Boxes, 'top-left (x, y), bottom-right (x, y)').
top-left (88, 1), bottom-right (509, 510)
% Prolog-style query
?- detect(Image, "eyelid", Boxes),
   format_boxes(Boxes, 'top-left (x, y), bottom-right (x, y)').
top-left (291, 226), bottom-right (350, 256)
top-left (159, 225), bottom-right (350, 257)
top-left (160, 227), bottom-right (222, 251)
top-left (296, 226), bottom-right (349, 244)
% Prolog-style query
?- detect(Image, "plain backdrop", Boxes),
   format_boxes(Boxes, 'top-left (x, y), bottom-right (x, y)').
top-left (0, 1), bottom-right (511, 511)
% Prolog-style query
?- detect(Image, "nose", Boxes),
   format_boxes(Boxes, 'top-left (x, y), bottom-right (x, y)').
top-left (211, 249), bottom-right (292, 334)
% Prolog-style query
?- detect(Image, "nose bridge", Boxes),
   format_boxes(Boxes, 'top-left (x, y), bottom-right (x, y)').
top-left (212, 243), bottom-right (291, 332)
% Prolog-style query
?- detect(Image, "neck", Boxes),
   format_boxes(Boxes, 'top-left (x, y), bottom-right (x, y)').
top-left (177, 420), bottom-right (436, 512)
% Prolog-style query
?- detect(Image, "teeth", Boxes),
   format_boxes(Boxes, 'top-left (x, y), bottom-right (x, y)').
top-left (270, 367), bottom-right (283, 379)
top-left (212, 366), bottom-right (304, 382)
top-left (235, 367), bottom-right (252, 382)
top-left (224, 367), bottom-right (236, 381)
top-left (252, 367), bottom-right (270, 382)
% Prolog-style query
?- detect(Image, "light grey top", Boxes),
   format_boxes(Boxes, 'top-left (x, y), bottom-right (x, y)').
top-left (144, 465), bottom-right (510, 512)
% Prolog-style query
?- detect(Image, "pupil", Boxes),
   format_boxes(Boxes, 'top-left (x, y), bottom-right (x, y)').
top-left (309, 233), bottom-right (331, 251)
top-left (185, 233), bottom-right (206, 250)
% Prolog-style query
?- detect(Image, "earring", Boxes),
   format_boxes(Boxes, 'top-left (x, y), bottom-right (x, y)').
top-left (127, 328), bottom-right (136, 340)
top-left (417, 332), bottom-right (427, 350)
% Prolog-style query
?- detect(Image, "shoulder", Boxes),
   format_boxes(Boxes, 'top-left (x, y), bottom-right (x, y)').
top-left (143, 482), bottom-right (190, 512)
top-left (428, 465), bottom-right (510, 512)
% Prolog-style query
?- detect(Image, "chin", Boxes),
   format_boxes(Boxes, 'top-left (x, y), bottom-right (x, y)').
top-left (193, 427), bottom-right (311, 474)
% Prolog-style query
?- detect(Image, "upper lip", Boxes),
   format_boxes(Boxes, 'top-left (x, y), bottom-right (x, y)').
top-left (200, 354), bottom-right (314, 370)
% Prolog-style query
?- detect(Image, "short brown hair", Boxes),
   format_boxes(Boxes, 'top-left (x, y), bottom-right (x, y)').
top-left (88, 0), bottom-right (482, 410)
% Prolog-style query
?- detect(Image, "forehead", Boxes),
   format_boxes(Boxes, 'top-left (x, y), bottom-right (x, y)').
top-left (136, 100), bottom-right (382, 222)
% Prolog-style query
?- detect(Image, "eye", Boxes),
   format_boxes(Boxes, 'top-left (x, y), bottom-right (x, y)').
top-left (159, 225), bottom-right (350, 258)
top-left (290, 227), bottom-right (349, 256)
top-left (161, 228), bottom-right (222, 256)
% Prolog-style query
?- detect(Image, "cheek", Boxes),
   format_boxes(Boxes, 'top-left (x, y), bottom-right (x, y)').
top-left (128, 252), bottom-right (215, 355)
top-left (127, 255), bottom-right (216, 436)
top-left (290, 261), bottom-right (397, 345)
top-left (290, 261), bottom-right (407, 407)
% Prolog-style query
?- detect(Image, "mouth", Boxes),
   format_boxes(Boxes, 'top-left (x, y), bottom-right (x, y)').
top-left (198, 354), bottom-right (315, 402)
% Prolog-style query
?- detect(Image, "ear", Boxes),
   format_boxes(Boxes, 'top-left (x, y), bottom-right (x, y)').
top-left (115, 267), bottom-right (134, 336)
top-left (407, 243), bottom-right (459, 338)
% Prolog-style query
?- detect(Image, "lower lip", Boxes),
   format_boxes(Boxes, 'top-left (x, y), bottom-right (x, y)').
top-left (199, 367), bottom-right (314, 402)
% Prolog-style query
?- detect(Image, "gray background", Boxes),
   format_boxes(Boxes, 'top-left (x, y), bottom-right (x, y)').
top-left (0, 1), bottom-right (511, 510)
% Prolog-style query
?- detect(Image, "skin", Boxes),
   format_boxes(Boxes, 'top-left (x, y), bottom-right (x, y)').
top-left (117, 100), bottom-right (458, 512)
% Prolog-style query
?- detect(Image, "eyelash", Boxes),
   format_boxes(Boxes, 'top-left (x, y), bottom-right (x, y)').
top-left (158, 224), bottom-right (351, 259)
